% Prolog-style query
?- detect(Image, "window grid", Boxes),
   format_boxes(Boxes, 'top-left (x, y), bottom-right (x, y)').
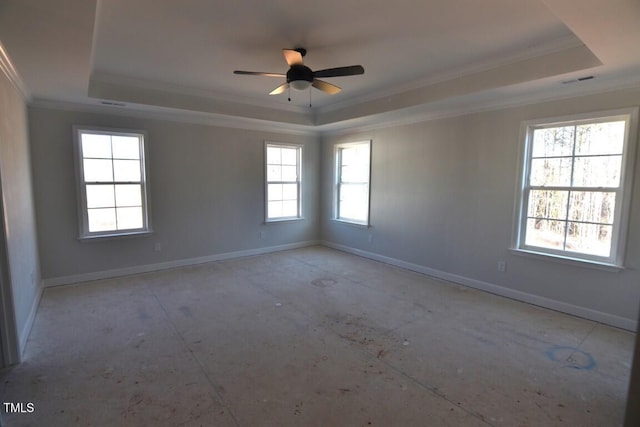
top-left (527, 124), bottom-right (618, 255)
top-left (265, 143), bottom-right (302, 221)
top-left (335, 141), bottom-right (371, 225)
top-left (516, 110), bottom-right (636, 266)
top-left (75, 127), bottom-right (150, 238)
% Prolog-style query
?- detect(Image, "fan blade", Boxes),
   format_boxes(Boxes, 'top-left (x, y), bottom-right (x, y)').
top-left (283, 49), bottom-right (304, 66)
top-left (269, 83), bottom-right (289, 95)
top-left (313, 65), bottom-right (364, 78)
top-left (312, 79), bottom-right (341, 95)
top-left (234, 70), bottom-right (286, 77)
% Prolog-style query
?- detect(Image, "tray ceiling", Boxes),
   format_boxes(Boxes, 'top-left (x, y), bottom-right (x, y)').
top-left (1, 0), bottom-right (639, 131)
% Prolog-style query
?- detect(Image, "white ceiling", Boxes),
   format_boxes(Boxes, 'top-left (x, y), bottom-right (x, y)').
top-left (1, 0), bottom-right (639, 132)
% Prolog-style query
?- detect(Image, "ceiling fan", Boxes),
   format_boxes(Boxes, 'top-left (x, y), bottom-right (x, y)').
top-left (233, 48), bottom-right (364, 96)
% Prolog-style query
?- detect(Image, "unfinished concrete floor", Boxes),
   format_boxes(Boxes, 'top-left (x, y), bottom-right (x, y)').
top-left (0, 246), bottom-right (634, 426)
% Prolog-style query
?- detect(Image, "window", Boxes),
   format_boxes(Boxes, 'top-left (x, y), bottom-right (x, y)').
top-left (335, 141), bottom-right (371, 225)
top-left (74, 126), bottom-right (151, 238)
top-left (515, 108), bottom-right (637, 266)
top-left (265, 142), bottom-right (302, 221)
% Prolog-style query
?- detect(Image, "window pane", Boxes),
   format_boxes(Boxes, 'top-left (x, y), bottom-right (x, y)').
top-left (339, 183), bottom-right (369, 221)
top-left (341, 163), bottom-right (369, 182)
top-left (268, 201), bottom-right (283, 218)
top-left (267, 146), bottom-right (281, 164)
top-left (524, 218), bottom-right (566, 250)
top-left (112, 136), bottom-right (140, 159)
top-left (86, 185), bottom-right (115, 208)
top-left (568, 191), bottom-right (615, 224)
top-left (527, 190), bottom-right (568, 220)
top-left (81, 134), bottom-right (112, 158)
top-left (267, 165), bottom-right (281, 181)
top-left (519, 112), bottom-right (634, 262)
top-left (113, 160), bottom-right (141, 181)
top-left (281, 147), bottom-right (298, 165)
top-left (336, 143), bottom-right (371, 223)
top-left (268, 183), bottom-right (282, 201)
top-left (282, 200), bottom-right (298, 217)
top-left (341, 164), bottom-right (350, 181)
top-left (282, 183), bottom-right (298, 200)
top-left (529, 158), bottom-right (572, 186)
top-left (281, 165), bottom-right (297, 181)
top-left (265, 145), bottom-right (300, 220)
top-left (88, 208), bottom-right (116, 232)
top-left (77, 129), bottom-right (149, 237)
top-left (83, 159), bottom-right (113, 182)
top-left (339, 200), bottom-right (367, 222)
top-left (575, 121), bottom-right (625, 155)
top-left (115, 184), bottom-right (142, 207)
top-left (566, 223), bottom-right (612, 257)
top-left (573, 155), bottom-right (622, 187)
top-left (531, 126), bottom-right (574, 157)
top-left (341, 147), bottom-right (370, 182)
top-left (341, 147), bottom-right (357, 165)
top-left (116, 207), bottom-right (143, 229)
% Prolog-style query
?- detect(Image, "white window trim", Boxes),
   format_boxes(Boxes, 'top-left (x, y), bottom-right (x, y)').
top-left (73, 126), bottom-right (152, 240)
top-left (511, 107), bottom-right (638, 269)
top-left (264, 142), bottom-right (303, 223)
top-left (333, 140), bottom-right (372, 226)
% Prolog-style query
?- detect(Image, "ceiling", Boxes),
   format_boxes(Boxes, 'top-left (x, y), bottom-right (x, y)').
top-left (1, 0), bottom-right (639, 132)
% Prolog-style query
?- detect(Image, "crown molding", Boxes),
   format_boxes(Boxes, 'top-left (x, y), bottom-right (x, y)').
top-left (0, 40), bottom-right (31, 100)
top-left (318, 77), bottom-right (640, 137)
top-left (29, 75), bottom-right (640, 140)
top-left (28, 98), bottom-right (317, 136)
top-left (89, 71), bottom-right (309, 115)
top-left (28, 69), bottom-right (640, 139)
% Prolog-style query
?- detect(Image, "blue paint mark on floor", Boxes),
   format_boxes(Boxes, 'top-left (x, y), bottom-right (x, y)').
top-left (545, 345), bottom-right (596, 370)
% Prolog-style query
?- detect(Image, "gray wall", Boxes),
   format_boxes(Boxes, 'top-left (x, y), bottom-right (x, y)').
top-left (28, 107), bottom-right (320, 283)
top-left (25, 88), bottom-right (640, 328)
top-left (0, 68), bottom-right (42, 361)
top-left (321, 88), bottom-right (640, 328)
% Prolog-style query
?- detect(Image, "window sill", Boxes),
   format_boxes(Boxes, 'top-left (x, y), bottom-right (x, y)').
top-left (509, 248), bottom-right (624, 272)
top-left (332, 218), bottom-right (370, 228)
top-left (79, 230), bottom-right (153, 242)
top-left (264, 217), bottom-right (304, 224)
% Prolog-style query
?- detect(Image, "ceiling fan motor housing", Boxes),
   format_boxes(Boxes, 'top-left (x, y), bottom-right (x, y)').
top-left (287, 65), bottom-right (314, 89)
top-left (234, 48), bottom-right (363, 95)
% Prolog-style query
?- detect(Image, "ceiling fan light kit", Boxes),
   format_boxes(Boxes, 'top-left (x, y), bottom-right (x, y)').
top-left (234, 48), bottom-right (364, 102)
top-left (287, 64), bottom-right (314, 90)
top-left (289, 79), bottom-right (311, 91)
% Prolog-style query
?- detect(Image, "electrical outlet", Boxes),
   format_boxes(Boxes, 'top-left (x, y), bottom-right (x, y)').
top-left (260, 231), bottom-right (266, 239)
top-left (154, 242), bottom-right (162, 252)
top-left (368, 234), bottom-right (373, 243)
top-left (497, 260), bottom-right (506, 272)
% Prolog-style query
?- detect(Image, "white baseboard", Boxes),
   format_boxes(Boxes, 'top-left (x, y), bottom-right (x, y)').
top-left (322, 241), bottom-right (637, 332)
top-left (18, 282), bottom-right (43, 358)
top-left (43, 241), bottom-right (320, 288)
top-left (41, 239), bottom-right (637, 331)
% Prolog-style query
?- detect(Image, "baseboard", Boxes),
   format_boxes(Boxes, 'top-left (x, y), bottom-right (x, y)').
top-left (41, 239), bottom-right (637, 331)
top-left (43, 240), bottom-right (320, 287)
top-left (18, 282), bottom-right (43, 359)
top-left (321, 241), bottom-right (637, 332)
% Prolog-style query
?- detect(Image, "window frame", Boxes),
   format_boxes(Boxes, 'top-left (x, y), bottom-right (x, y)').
top-left (513, 108), bottom-right (638, 268)
top-left (73, 126), bottom-right (152, 240)
top-left (264, 142), bottom-right (303, 222)
top-left (334, 140), bottom-right (372, 226)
